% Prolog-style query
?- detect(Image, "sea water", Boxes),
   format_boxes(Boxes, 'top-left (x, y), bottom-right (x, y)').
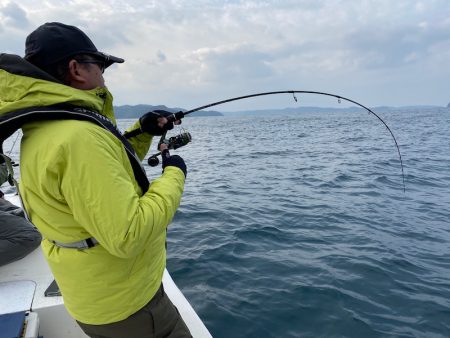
top-left (3, 108), bottom-right (449, 337)
top-left (158, 109), bottom-right (450, 338)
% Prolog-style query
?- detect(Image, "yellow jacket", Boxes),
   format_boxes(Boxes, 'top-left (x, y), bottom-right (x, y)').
top-left (0, 54), bottom-right (185, 324)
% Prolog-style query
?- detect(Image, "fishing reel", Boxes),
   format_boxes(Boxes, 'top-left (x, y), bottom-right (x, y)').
top-left (147, 131), bottom-right (192, 167)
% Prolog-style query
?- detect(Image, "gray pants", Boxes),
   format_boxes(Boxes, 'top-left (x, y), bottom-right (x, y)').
top-left (0, 197), bottom-right (42, 266)
top-left (77, 284), bottom-right (192, 338)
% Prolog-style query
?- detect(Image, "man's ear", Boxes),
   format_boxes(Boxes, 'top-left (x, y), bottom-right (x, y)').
top-left (67, 59), bottom-right (87, 86)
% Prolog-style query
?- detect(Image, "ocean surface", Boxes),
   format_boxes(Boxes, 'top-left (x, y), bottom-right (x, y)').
top-left (3, 108), bottom-right (449, 337)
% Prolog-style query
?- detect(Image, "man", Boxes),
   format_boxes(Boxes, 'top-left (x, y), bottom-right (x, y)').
top-left (0, 182), bottom-right (42, 266)
top-left (0, 157), bottom-right (41, 265)
top-left (0, 22), bottom-right (191, 337)
top-left (0, 190), bottom-right (42, 267)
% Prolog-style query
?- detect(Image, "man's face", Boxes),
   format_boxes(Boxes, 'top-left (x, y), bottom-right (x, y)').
top-left (68, 56), bottom-right (106, 90)
top-left (78, 60), bottom-right (105, 89)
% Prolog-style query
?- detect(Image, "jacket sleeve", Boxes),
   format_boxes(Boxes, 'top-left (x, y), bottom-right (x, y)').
top-left (59, 124), bottom-right (185, 258)
top-left (124, 120), bottom-right (153, 160)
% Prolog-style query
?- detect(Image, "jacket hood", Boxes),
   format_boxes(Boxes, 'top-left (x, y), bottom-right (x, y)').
top-left (0, 53), bottom-right (116, 123)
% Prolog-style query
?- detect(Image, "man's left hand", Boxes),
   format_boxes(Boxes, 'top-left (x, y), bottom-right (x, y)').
top-left (139, 110), bottom-right (182, 136)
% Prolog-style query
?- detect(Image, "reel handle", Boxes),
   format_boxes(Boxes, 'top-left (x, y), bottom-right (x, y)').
top-left (147, 149), bottom-right (171, 167)
top-left (148, 130), bottom-right (169, 167)
top-left (147, 154), bottom-right (160, 167)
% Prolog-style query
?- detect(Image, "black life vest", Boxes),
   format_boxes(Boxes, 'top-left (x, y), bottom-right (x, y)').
top-left (0, 105), bottom-right (150, 192)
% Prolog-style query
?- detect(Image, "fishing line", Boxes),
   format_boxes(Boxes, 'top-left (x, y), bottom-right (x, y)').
top-left (152, 90), bottom-right (406, 192)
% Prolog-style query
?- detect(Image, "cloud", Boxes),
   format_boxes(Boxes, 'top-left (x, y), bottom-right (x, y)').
top-left (3, 0), bottom-right (450, 106)
top-left (157, 50), bottom-right (166, 62)
top-left (0, 2), bottom-right (29, 28)
top-left (189, 44), bottom-right (274, 82)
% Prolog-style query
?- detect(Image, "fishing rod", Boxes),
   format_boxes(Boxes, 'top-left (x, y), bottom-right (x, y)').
top-left (135, 90), bottom-right (406, 192)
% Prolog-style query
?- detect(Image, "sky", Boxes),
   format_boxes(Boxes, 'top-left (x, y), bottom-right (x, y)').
top-left (1, 0), bottom-right (450, 110)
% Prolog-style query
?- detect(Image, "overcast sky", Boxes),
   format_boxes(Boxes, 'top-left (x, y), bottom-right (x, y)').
top-left (1, 0), bottom-right (449, 110)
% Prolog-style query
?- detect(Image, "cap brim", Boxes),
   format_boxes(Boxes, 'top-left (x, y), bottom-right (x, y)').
top-left (93, 52), bottom-right (124, 68)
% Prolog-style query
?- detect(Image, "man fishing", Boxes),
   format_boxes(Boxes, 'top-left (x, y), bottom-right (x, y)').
top-left (0, 22), bottom-right (191, 337)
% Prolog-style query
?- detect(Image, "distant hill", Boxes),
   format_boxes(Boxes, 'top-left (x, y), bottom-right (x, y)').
top-left (114, 104), bottom-right (449, 119)
top-left (220, 105), bottom-right (450, 117)
top-left (114, 104), bottom-right (223, 118)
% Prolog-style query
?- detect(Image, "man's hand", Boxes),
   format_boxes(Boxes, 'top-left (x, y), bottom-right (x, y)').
top-left (139, 110), bottom-right (182, 136)
top-left (161, 149), bottom-right (187, 178)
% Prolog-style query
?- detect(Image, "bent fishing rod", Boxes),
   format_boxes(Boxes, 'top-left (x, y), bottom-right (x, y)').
top-left (128, 90), bottom-right (406, 192)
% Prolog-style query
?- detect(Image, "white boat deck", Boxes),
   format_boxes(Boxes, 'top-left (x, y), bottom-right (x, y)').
top-left (0, 193), bottom-right (212, 338)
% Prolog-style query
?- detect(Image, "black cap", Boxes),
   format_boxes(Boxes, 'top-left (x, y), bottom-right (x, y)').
top-left (24, 22), bottom-right (124, 69)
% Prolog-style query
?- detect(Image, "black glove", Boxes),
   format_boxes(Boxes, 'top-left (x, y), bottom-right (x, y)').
top-left (139, 110), bottom-right (177, 136)
top-left (161, 150), bottom-right (187, 177)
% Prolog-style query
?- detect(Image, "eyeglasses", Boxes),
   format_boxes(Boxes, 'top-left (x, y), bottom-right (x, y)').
top-left (75, 59), bottom-right (106, 74)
